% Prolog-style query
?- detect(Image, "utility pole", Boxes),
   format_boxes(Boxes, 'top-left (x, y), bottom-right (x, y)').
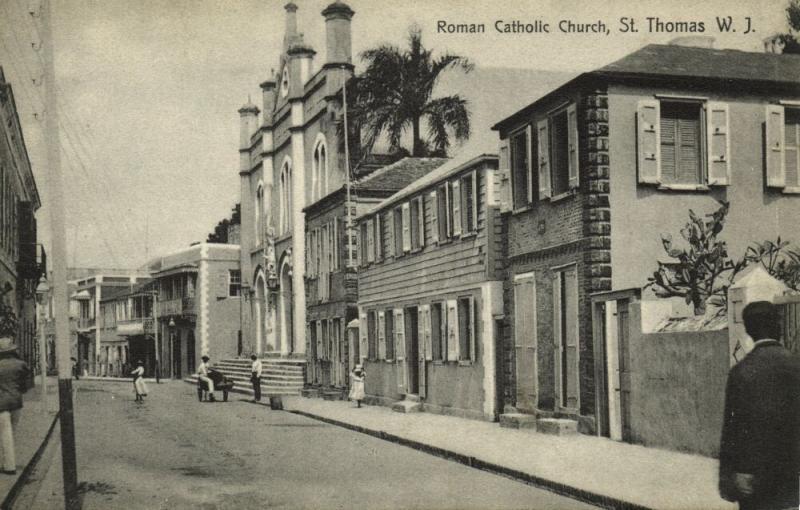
top-left (153, 291), bottom-right (160, 383)
top-left (41, 0), bottom-right (80, 507)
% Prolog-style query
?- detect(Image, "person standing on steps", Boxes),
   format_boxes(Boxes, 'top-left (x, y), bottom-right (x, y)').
top-left (0, 338), bottom-right (30, 474)
top-left (349, 364), bottom-right (365, 408)
top-left (131, 360), bottom-right (148, 402)
top-left (718, 301), bottom-right (800, 510)
top-left (197, 355), bottom-right (215, 402)
top-left (250, 354), bottom-right (262, 403)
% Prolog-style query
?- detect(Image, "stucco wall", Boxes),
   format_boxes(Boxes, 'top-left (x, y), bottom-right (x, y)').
top-left (628, 304), bottom-right (729, 456)
top-left (608, 83), bottom-right (800, 293)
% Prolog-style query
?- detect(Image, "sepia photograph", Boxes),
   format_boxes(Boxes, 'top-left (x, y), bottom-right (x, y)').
top-left (0, 0), bottom-right (798, 508)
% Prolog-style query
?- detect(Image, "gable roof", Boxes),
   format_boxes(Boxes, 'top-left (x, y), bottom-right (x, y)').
top-left (354, 157), bottom-right (449, 192)
top-left (493, 43), bottom-right (800, 132)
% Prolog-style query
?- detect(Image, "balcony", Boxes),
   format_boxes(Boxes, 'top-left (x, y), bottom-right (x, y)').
top-left (158, 297), bottom-right (195, 317)
top-left (116, 317), bottom-right (155, 336)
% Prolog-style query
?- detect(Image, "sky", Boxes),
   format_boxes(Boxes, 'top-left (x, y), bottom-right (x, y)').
top-left (0, 0), bottom-right (790, 269)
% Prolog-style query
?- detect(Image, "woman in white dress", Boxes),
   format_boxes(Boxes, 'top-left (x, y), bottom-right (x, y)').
top-left (131, 360), bottom-right (148, 402)
top-left (349, 364), bottom-right (365, 408)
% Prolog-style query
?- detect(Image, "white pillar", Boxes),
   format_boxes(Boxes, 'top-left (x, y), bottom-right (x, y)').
top-left (290, 101), bottom-right (306, 356)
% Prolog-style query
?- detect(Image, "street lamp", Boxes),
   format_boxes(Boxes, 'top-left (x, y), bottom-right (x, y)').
top-left (35, 276), bottom-right (49, 410)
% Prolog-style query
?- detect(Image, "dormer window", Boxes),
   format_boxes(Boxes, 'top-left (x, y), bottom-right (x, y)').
top-left (281, 67), bottom-right (290, 98)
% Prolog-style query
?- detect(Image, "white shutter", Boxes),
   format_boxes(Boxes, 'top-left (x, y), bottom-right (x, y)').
top-left (766, 105), bottom-right (786, 188)
top-left (471, 171), bottom-right (479, 232)
top-left (366, 219), bottom-right (375, 263)
top-left (421, 304), bottom-right (432, 361)
top-left (444, 183), bottom-right (452, 237)
top-left (429, 191), bottom-right (439, 243)
top-left (417, 197), bottom-right (425, 248)
top-left (394, 309), bottom-right (405, 361)
top-left (401, 203), bottom-right (411, 252)
top-left (567, 104), bottom-right (579, 189)
top-left (637, 99), bottom-right (661, 184)
top-left (706, 102), bottom-right (730, 186)
top-left (374, 215), bottom-right (382, 261)
top-left (451, 180), bottom-right (462, 236)
top-left (386, 209), bottom-right (395, 258)
top-left (358, 311), bottom-right (368, 361)
top-left (537, 119), bottom-right (551, 198)
top-left (377, 311), bottom-right (386, 360)
top-left (446, 299), bottom-right (459, 361)
top-left (552, 272), bottom-right (563, 407)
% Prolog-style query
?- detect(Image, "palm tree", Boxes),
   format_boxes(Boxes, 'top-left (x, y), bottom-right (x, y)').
top-left (352, 26), bottom-right (473, 157)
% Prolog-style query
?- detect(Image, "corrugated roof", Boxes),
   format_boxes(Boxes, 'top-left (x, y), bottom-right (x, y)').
top-left (354, 157), bottom-right (449, 192)
top-left (359, 153), bottom-right (497, 219)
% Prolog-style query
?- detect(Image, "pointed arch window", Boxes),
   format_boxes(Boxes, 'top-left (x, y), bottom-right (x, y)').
top-left (255, 183), bottom-right (264, 244)
top-left (279, 159), bottom-right (293, 234)
top-left (311, 136), bottom-right (329, 202)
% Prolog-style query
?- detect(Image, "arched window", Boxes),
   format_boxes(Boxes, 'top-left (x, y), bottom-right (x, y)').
top-left (311, 135), bottom-right (328, 203)
top-left (255, 183), bottom-right (264, 243)
top-left (279, 159), bottom-right (292, 234)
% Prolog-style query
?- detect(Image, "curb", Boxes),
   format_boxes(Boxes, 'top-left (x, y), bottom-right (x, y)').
top-left (1, 411), bottom-right (60, 510)
top-left (288, 409), bottom-right (652, 510)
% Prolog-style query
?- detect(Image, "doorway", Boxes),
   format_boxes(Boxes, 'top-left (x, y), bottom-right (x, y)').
top-left (172, 330), bottom-right (181, 378)
top-left (405, 307), bottom-right (419, 395)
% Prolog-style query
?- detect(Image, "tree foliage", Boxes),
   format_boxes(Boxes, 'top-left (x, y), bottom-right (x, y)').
top-left (646, 201), bottom-right (744, 314)
top-left (743, 238), bottom-right (800, 290)
top-left (780, 0), bottom-right (800, 54)
top-left (207, 203), bottom-right (241, 244)
top-left (349, 25), bottom-right (473, 157)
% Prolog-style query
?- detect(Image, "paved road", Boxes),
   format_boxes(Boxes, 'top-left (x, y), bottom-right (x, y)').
top-left (31, 380), bottom-right (596, 509)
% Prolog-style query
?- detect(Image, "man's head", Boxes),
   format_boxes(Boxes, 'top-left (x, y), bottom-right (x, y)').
top-left (742, 301), bottom-right (780, 341)
top-left (201, 355), bottom-right (210, 363)
top-left (250, 355), bottom-right (257, 361)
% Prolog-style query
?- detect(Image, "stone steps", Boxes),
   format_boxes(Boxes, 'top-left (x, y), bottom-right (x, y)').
top-left (184, 376), bottom-right (300, 396)
top-left (194, 357), bottom-right (306, 396)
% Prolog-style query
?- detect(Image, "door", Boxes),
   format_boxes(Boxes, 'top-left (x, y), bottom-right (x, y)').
top-left (553, 267), bottom-right (579, 410)
top-left (617, 300), bottom-right (633, 441)
top-left (418, 305), bottom-right (430, 399)
top-left (405, 307), bottom-right (419, 395)
top-left (187, 330), bottom-right (196, 374)
top-left (513, 274), bottom-right (538, 410)
top-left (172, 331), bottom-right (181, 378)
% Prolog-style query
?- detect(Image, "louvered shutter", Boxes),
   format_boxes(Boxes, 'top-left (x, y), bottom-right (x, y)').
top-left (537, 119), bottom-right (551, 198)
top-left (637, 100), bottom-right (661, 184)
top-left (421, 304), bottom-right (432, 361)
top-left (366, 219), bottom-right (375, 263)
top-left (706, 102), bottom-right (730, 185)
top-left (394, 309), bottom-right (405, 362)
top-left (552, 272), bottom-right (563, 407)
top-left (567, 104), bottom-right (579, 189)
top-left (377, 311), bottom-right (386, 360)
top-left (357, 311), bottom-right (366, 362)
top-left (401, 203), bottom-right (411, 252)
top-left (417, 198), bottom-right (425, 248)
top-left (385, 209), bottom-right (395, 258)
top-left (766, 105), bottom-right (786, 188)
top-left (514, 276), bottom-right (538, 410)
top-left (446, 299), bottom-right (459, 361)
top-left (429, 191), bottom-right (439, 243)
top-left (563, 268), bottom-right (579, 409)
top-left (316, 321), bottom-right (323, 361)
top-left (471, 171), bottom-right (479, 232)
top-left (374, 215), bottom-right (383, 261)
top-left (451, 180), bottom-right (462, 236)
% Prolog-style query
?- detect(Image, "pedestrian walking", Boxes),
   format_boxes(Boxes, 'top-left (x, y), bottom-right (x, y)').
top-left (131, 360), bottom-right (148, 402)
top-left (719, 301), bottom-right (800, 510)
top-left (250, 354), bottom-right (262, 403)
top-left (197, 355), bottom-right (215, 402)
top-left (349, 364), bottom-right (365, 408)
top-left (0, 338), bottom-right (30, 474)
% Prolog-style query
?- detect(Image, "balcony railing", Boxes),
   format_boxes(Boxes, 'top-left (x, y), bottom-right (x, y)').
top-left (158, 297), bottom-right (195, 317)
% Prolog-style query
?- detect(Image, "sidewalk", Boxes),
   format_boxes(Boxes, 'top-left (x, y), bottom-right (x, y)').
top-left (283, 396), bottom-right (735, 510)
top-left (0, 376), bottom-right (60, 507)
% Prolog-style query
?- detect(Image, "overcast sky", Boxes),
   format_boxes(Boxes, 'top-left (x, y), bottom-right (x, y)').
top-left (0, 0), bottom-right (788, 269)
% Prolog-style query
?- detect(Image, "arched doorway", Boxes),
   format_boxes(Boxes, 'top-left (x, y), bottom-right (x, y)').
top-left (254, 270), bottom-right (266, 355)
top-left (279, 258), bottom-right (293, 355)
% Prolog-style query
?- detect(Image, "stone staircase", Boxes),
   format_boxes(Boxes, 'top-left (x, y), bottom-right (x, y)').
top-left (184, 358), bottom-right (306, 397)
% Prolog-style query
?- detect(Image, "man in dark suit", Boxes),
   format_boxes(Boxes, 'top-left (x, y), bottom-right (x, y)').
top-left (719, 301), bottom-right (800, 510)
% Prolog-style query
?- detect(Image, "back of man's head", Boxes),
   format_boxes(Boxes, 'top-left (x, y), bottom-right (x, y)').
top-left (742, 301), bottom-right (780, 341)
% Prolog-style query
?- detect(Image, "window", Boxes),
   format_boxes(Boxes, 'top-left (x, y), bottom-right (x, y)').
top-left (537, 104), bottom-right (578, 198)
top-left (430, 302), bottom-right (444, 361)
top-left (281, 66), bottom-right (289, 97)
top-left (312, 138), bottom-right (328, 202)
top-left (460, 171), bottom-right (478, 233)
top-left (365, 219), bottom-right (375, 264)
top-left (367, 311), bottom-right (377, 360)
top-left (255, 184), bottom-right (264, 243)
top-left (228, 270), bottom-right (241, 297)
top-left (766, 105), bottom-right (800, 192)
top-left (410, 197), bottom-right (424, 250)
top-left (359, 222), bottom-right (368, 266)
top-left (457, 297), bottom-right (477, 361)
top-left (510, 128), bottom-right (531, 208)
top-left (553, 266), bottom-right (579, 410)
top-left (637, 99), bottom-right (730, 188)
top-left (393, 207), bottom-right (404, 255)
top-left (279, 160), bottom-right (293, 233)
top-left (436, 185), bottom-right (450, 241)
top-left (385, 310), bottom-right (395, 360)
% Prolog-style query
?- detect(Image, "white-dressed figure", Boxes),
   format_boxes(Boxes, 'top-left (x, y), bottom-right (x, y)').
top-left (131, 360), bottom-right (148, 402)
top-left (349, 364), bottom-right (365, 408)
top-left (197, 355), bottom-right (214, 400)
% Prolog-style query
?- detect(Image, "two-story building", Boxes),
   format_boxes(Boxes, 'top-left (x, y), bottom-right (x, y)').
top-left (492, 42), bottom-right (800, 436)
top-left (356, 154), bottom-right (504, 420)
top-left (149, 243), bottom-right (241, 379)
top-left (237, 2), bottom-right (357, 373)
top-left (98, 280), bottom-right (156, 377)
top-left (304, 157), bottom-right (447, 393)
top-left (0, 67), bottom-right (44, 379)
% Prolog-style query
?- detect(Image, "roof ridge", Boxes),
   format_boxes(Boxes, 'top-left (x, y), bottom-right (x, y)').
top-left (354, 156), bottom-right (448, 186)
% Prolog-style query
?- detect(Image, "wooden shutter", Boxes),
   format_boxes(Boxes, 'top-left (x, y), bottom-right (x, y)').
top-left (563, 267), bottom-right (579, 409)
top-left (429, 191), bottom-right (439, 243)
top-left (377, 311), bottom-right (386, 360)
top-left (386, 209), bottom-right (395, 258)
top-left (421, 304), bottom-right (432, 361)
top-left (417, 197), bottom-right (425, 248)
top-left (766, 105), bottom-right (786, 187)
top-left (374, 215), bottom-right (383, 261)
top-left (537, 119), bottom-right (551, 198)
top-left (567, 103), bottom-right (579, 189)
top-left (401, 203), bottom-right (411, 252)
top-left (316, 321), bottom-right (323, 361)
top-left (366, 219), bottom-right (375, 263)
top-left (446, 299), bottom-right (460, 361)
top-left (468, 296), bottom-right (476, 361)
top-left (394, 309), bottom-right (405, 361)
top-left (637, 99), bottom-right (661, 184)
top-left (305, 231), bottom-right (311, 274)
top-left (471, 171), bottom-right (479, 232)
top-left (333, 218), bottom-right (339, 270)
top-left (706, 102), bottom-right (730, 185)
top-left (514, 276), bottom-right (538, 410)
top-left (552, 272), bottom-right (563, 407)
top-left (358, 311), bottom-right (368, 361)
top-left (451, 180), bottom-right (462, 236)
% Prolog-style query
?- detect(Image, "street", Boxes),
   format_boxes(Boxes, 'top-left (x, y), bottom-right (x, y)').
top-left (30, 380), bottom-right (596, 509)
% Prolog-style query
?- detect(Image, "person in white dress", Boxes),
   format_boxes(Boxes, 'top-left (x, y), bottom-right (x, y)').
top-left (349, 364), bottom-right (365, 408)
top-left (197, 356), bottom-right (215, 401)
top-left (131, 360), bottom-right (148, 402)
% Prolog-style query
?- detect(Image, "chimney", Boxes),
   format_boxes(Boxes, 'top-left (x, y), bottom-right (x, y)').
top-left (260, 75), bottom-right (276, 124)
top-left (284, 2), bottom-right (298, 49)
top-left (322, 2), bottom-right (355, 66)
